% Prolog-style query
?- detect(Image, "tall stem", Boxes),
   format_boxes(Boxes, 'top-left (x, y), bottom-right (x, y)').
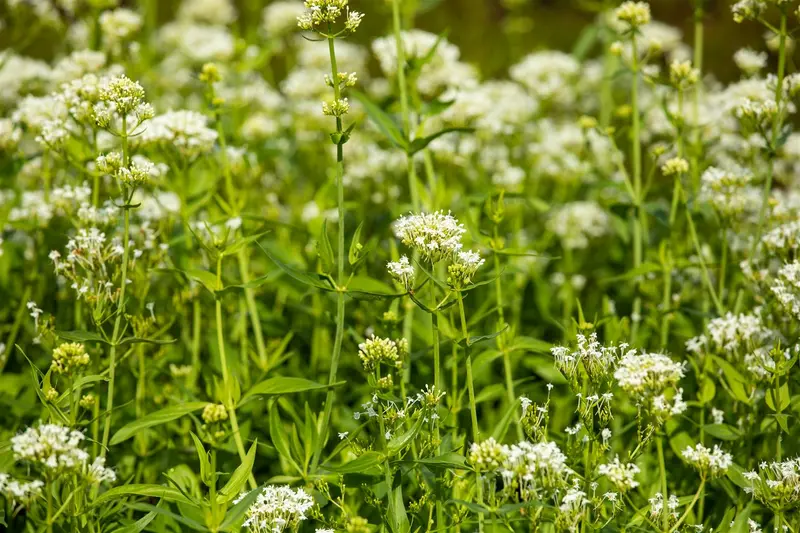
top-left (392, 0), bottom-right (419, 211)
top-left (493, 224), bottom-right (520, 439)
top-left (312, 31), bottom-right (347, 472)
top-left (656, 435), bottom-right (669, 531)
top-left (101, 116), bottom-right (132, 458)
top-left (215, 255), bottom-right (257, 490)
top-left (752, 12), bottom-right (787, 254)
top-left (457, 292), bottom-right (483, 532)
top-left (630, 35), bottom-right (643, 342)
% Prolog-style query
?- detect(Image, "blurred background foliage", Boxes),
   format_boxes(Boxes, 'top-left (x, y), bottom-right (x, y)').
top-left (1, 0), bottom-right (786, 84)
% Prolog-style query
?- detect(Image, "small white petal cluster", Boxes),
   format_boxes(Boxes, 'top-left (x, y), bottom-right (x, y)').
top-left (137, 110), bottom-right (218, 158)
top-left (598, 455), bottom-right (640, 492)
top-left (387, 256), bottom-right (415, 291)
top-left (372, 30), bottom-right (477, 97)
top-left (734, 48), bottom-right (768, 75)
top-left (699, 166), bottom-right (759, 217)
top-left (99, 8), bottom-right (143, 47)
top-left (243, 485), bottom-right (315, 533)
top-left (686, 311), bottom-right (771, 354)
top-left (11, 424), bottom-right (115, 483)
top-left (649, 492), bottom-right (680, 522)
top-left (262, 1), bottom-right (306, 37)
top-left (681, 444), bottom-right (733, 477)
top-left (394, 211), bottom-right (466, 264)
top-left (547, 201), bottom-right (610, 250)
top-left (0, 474), bottom-right (44, 506)
top-left (510, 51), bottom-right (580, 107)
top-left (556, 487), bottom-right (589, 532)
top-left (743, 457), bottom-right (800, 509)
top-left (614, 351), bottom-right (684, 397)
top-left (499, 441), bottom-right (574, 500)
top-left (771, 261), bottom-right (800, 319)
top-left (468, 437), bottom-right (508, 471)
top-left (551, 333), bottom-right (631, 383)
top-left (358, 335), bottom-right (405, 371)
top-left (447, 250), bottom-right (486, 288)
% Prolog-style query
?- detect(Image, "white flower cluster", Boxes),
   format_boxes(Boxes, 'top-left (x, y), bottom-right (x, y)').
top-left (510, 51), bottom-right (580, 107)
top-left (699, 166), bottom-right (760, 218)
top-left (649, 492), bottom-right (680, 523)
top-left (357, 335), bottom-right (406, 371)
top-left (547, 201), bottom-right (610, 250)
top-left (387, 256), bottom-right (415, 291)
top-left (681, 444), bottom-right (733, 477)
top-left (743, 457), bottom-right (800, 510)
top-left (372, 30), bottom-right (476, 97)
top-left (771, 261), bottom-right (800, 319)
top-left (614, 351), bottom-right (686, 421)
top-left (498, 441), bottom-right (574, 500)
top-left (0, 474), bottom-right (44, 507)
top-left (551, 333), bottom-right (632, 383)
top-left (243, 485), bottom-right (315, 533)
top-left (598, 455), bottom-right (640, 492)
top-left (393, 211), bottom-right (466, 264)
top-left (136, 110), bottom-right (218, 158)
top-left (11, 424), bottom-right (115, 483)
top-left (686, 311), bottom-right (771, 354)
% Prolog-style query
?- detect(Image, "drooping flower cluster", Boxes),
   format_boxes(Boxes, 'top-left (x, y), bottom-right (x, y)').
top-left (387, 256), bottom-right (415, 291)
top-left (551, 333), bottom-right (631, 385)
top-left (243, 485), bottom-right (315, 533)
top-left (681, 444), bottom-right (733, 478)
top-left (598, 456), bottom-right (640, 492)
top-left (743, 457), bottom-right (800, 510)
top-left (11, 424), bottom-right (116, 484)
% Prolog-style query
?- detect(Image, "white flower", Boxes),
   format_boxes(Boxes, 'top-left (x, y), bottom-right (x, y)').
top-left (547, 202), bottom-right (610, 249)
top-left (243, 485), bottom-right (315, 533)
top-left (681, 444), bottom-right (733, 477)
top-left (393, 211), bottom-right (466, 264)
top-left (598, 456), bottom-right (640, 492)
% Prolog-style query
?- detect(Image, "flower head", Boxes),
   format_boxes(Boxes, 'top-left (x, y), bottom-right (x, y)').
top-left (394, 211), bottom-right (466, 264)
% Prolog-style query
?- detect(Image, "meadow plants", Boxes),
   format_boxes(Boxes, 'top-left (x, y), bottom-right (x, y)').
top-left (1, 0), bottom-right (800, 532)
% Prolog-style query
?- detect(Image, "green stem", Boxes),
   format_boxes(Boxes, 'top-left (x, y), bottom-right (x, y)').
top-left (493, 225), bottom-right (521, 439)
top-left (392, 0), bottom-right (419, 211)
top-left (630, 34), bottom-right (643, 343)
top-left (312, 31), bottom-right (347, 472)
top-left (0, 285), bottom-right (31, 373)
top-left (457, 292), bottom-right (483, 533)
top-left (656, 436), bottom-right (669, 531)
top-left (215, 255), bottom-right (257, 490)
top-left (668, 477), bottom-right (705, 533)
top-left (752, 12), bottom-right (787, 254)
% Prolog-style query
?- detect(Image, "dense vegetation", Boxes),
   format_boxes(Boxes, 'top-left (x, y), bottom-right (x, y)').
top-left (1, 0), bottom-right (799, 532)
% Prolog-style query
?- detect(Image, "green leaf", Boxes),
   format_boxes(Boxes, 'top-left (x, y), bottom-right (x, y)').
top-left (388, 486), bottom-right (410, 533)
top-left (257, 243), bottom-right (333, 290)
top-left (183, 268), bottom-right (220, 294)
top-left (726, 463), bottom-right (749, 490)
top-left (346, 276), bottom-right (407, 300)
top-left (408, 128), bottom-right (474, 155)
top-left (219, 487), bottom-right (261, 529)
top-left (270, 407), bottom-right (302, 475)
top-left (323, 451), bottom-right (384, 475)
top-left (94, 484), bottom-right (195, 507)
top-left (349, 221), bottom-right (365, 266)
top-left (223, 230), bottom-right (270, 256)
top-left (317, 220), bottom-right (335, 273)
top-left (766, 383), bottom-right (789, 412)
top-left (125, 502), bottom-right (208, 531)
top-left (703, 424), bottom-right (742, 441)
top-left (712, 356), bottom-right (751, 404)
top-left (110, 505), bottom-right (160, 533)
top-left (410, 452), bottom-right (470, 470)
top-left (242, 377), bottom-right (343, 401)
top-left (190, 433), bottom-right (211, 487)
top-left (55, 330), bottom-right (109, 345)
top-left (118, 336), bottom-right (177, 347)
top-left (351, 91), bottom-right (408, 150)
top-left (388, 415), bottom-right (425, 456)
top-left (217, 440), bottom-right (257, 504)
top-left (109, 402), bottom-right (209, 446)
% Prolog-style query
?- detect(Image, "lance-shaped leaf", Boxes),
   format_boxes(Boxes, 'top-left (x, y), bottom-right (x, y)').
top-left (351, 91), bottom-right (408, 150)
top-left (408, 127), bottom-right (474, 155)
top-left (110, 402), bottom-right (209, 446)
top-left (241, 376), bottom-right (344, 402)
top-left (257, 242), bottom-right (333, 290)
